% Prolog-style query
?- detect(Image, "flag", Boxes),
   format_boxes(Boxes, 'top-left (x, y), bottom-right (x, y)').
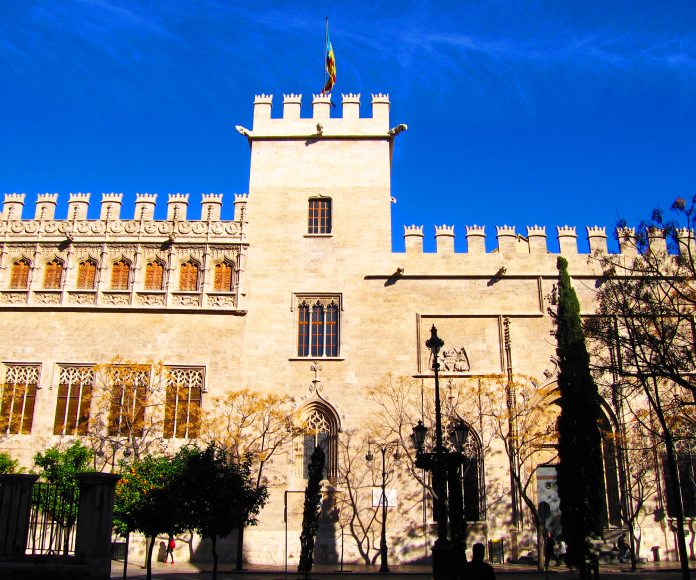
top-left (322, 36), bottom-right (336, 94)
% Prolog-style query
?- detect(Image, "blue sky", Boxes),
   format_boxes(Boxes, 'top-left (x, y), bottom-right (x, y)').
top-left (1, 1), bottom-right (695, 252)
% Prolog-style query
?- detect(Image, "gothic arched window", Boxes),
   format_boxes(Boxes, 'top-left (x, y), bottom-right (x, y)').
top-left (145, 260), bottom-right (165, 291)
top-left (450, 422), bottom-right (486, 522)
top-left (77, 259), bottom-right (97, 290)
top-left (43, 259), bottom-right (64, 289)
top-left (297, 298), bottom-right (340, 358)
top-left (10, 258), bottom-right (30, 289)
top-left (303, 403), bottom-right (339, 481)
top-left (111, 260), bottom-right (131, 290)
top-left (179, 260), bottom-right (199, 292)
top-left (213, 261), bottom-right (236, 292)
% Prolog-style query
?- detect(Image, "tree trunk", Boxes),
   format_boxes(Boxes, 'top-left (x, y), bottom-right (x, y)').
top-left (662, 431), bottom-right (691, 580)
top-left (145, 535), bottom-right (156, 580)
top-left (536, 521), bottom-right (544, 573)
top-left (235, 525), bottom-right (245, 570)
top-left (211, 535), bottom-right (219, 580)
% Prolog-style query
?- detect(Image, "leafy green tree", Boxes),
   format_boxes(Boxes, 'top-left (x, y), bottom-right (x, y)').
top-left (34, 441), bottom-right (94, 554)
top-left (0, 451), bottom-right (19, 473)
top-left (298, 446), bottom-right (325, 576)
top-left (113, 453), bottom-right (187, 580)
top-left (555, 257), bottom-right (605, 578)
top-left (178, 445), bottom-right (268, 580)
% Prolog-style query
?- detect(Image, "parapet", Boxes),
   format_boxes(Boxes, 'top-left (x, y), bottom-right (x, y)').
top-left (466, 225), bottom-right (486, 254)
top-left (586, 226), bottom-right (607, 254)
top-left (36, 193), bottom-right (59, 221)
top-left (496, 225), bottom-right (517, 254)
top-left (404, 225), bottom-right (424, 253)
top-left (0, 192), bottom-right (248, 223)
top-left (435, 225), bottom-right (455, 253)
top-left (250, 92), bottom-right (392, 136)
top-left (557, 226), bottom-right (577, 256)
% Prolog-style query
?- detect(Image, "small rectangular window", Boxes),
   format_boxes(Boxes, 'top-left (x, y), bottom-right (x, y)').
top-left (308, 198), bottom-right (332, 234)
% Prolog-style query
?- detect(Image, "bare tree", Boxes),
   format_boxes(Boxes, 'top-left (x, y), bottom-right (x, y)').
top-left (200, 388), bottom-right (300, 570)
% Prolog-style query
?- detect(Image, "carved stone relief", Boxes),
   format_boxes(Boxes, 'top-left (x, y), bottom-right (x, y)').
top-left (207, 294), bottom-right (236, 308)
top-left (33, 291), bottom-right (61, 305)
top-left (68, 292), bottom-right (97, 305)
top-left (136, 293), bottom-right (166, 306)
top-left (0, 292), bottom-right (28, 304)
top-left (439, 346), bottom-right (471, 372)
top-left (101, 292), bottom-right (130, 306)
top-left (173, 293), bottom-right (200, 307)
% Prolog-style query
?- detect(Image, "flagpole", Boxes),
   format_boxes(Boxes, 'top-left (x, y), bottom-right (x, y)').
top-left (323, 17), bottom-right (328, 94)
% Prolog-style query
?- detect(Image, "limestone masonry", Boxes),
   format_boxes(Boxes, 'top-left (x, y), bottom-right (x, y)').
top-left (0, 93), bottom-right (687, 566)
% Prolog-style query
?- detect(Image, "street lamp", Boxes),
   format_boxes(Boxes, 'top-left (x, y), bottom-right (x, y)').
top-left (424, 325), bottom-right (452, 579)
top-left (411, 328), bottom-right (472, 580)
top-left (366, 441), bottom-right (401, 574)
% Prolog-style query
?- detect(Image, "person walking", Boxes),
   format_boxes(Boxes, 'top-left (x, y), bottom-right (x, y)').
top-left (617, 534), bottom-right (630, 563)
top-left (544, 531), bottom-right (556, 572)
top-left (166, 535), bottom-right (176, 564)
top-left (460, 542), bottom-right (496, 580)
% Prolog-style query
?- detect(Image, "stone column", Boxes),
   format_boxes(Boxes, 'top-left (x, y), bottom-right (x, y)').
top-left (0, 474), bottom-right (39, 556)
top-left (75, 472), bottom-right (121, 580)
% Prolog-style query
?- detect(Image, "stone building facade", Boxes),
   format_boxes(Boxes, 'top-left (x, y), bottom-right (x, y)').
top-left (0, 92), bottom-right (690, 566)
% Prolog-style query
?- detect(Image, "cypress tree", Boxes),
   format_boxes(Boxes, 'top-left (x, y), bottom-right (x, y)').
top-left (298, 446), bottom-right (325, 576)
top-left (555, 257), bottom-right (605, 577)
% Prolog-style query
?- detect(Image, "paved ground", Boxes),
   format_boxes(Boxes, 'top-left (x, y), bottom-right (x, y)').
top-left (111, 560), bottom-right (693, 580)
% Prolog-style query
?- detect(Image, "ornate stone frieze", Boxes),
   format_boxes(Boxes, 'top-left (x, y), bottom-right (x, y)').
top-left (207, 294), bottom-right (236, 308)
top-left (33, 291), bottom-right (62, 305)
top-left (0, 291), bottom-right (28, 304)
top-left (136, 293), bottom-right (166, 306)
top-left (68, 292), bottom-right (97, 305)
top-left (172, 293), bottom-right (201, 307)
top-left (101, 292), bottom-right (131, 306)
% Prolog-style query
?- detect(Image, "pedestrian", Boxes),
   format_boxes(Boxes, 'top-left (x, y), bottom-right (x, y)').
top-left (557, 537), bottom-right (567, 567)
top-left (166, 535), bottom-right (176, 564)
top-left (544, 531), bottom-right (555, 572)
top-left (462, 542), bottom-right (495, 580)
top-left (617, 534), bottom-right (630, 563)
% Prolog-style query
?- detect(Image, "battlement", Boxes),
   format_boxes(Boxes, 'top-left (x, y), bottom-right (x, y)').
top-left (401, 224), bottom-right (688, 256)
top-left (0, 192), bottom-right (246, 223)
top-left (248, 92), bottom-right (392, 136)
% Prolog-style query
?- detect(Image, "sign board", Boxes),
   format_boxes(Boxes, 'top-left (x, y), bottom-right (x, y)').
top-left (372, 488), bottom-right (397, 508)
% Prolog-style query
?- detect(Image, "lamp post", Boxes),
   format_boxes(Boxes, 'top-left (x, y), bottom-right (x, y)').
top-left (412, 325), bottom-right (470, 580)
top-left (366, 441), bottom-right (401, 574)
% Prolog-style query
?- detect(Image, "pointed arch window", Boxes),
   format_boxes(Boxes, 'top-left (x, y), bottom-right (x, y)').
top-left (145, 260), bottom-right (165, 291)
top-left (303, 404), bottom-right (339, 480)
top-left (1, 365), bottom-right (40, 434)
top-left (213, 261), bottom-right (236, 292)
top-left (308, 198), bottom-right (332, 234)
top-left (43, 259), bottom-right (64, 289)
top-left (106, 365), bottom-right (149, 437)
top-left (111, 260), bottom-right (131, 290)
top-left (10, 258), bottom-right (30, 289)
top-left (179, 260), bottom-right (199, 292)
top-left (163, 367), bottom-right (203, 439)
top-left (53, 366), bottom-right (93, 436)
top-left (297, 296), bottom-right (341, 358)
top-left (77, 259), bottom-right (98, 290)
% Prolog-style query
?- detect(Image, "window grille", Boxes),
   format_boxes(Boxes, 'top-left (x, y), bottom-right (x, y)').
top-left (213, 261), bottom-right (236, 292)
top-left (10, 259), bottom-right (30, 289)
top-left (53, 366), bottom-right (93, 436)
top-left (308, 198), bottom-right (332, 234)
top-left (163, 367), bottom-right (203, 439)
top-left (1, 365), bottom-right (40, 434)
top-left (76, 260), bottom-right (97, 290)
top-left (111, 260), bottom-right (131, 290)
top-left (144, 260), bottom-right (165, 291)
top-left (43, 260), bottom-right (63, 289)
top-left (179, 261), bottom-right (199, 291)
